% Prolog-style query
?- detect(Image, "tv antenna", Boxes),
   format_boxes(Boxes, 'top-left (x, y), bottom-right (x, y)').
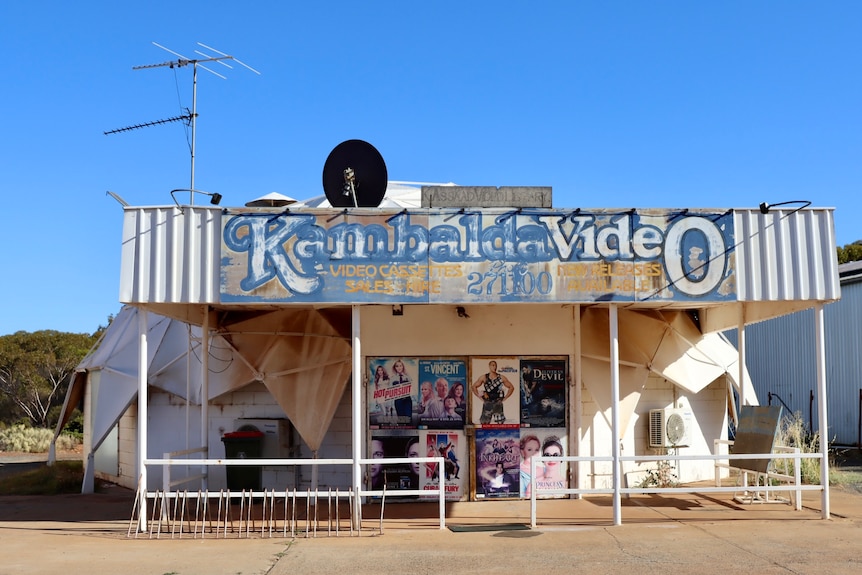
top-left (105, 42), bottom-right (260, 204)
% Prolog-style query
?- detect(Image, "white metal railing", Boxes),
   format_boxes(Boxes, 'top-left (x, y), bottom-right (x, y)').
top-left (138, 455), bottom-right (447, 536)
top-left (162, 447), bottom-right (208, 491)
top-left (529, 450), bottom-right (824, 528)
top-left (141, 450), bottom-right (823, 533)
top-left (133, 486), bottom-right (356, 539)
top-left (713, 439), bottom-right (804, 509)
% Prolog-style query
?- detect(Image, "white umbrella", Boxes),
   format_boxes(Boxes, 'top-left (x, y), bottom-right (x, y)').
top-left (244, 192), bottom-right (297, 207)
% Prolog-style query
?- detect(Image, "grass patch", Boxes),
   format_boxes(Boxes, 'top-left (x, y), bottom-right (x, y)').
top-left (0, 425), bottom-right (80, 453)
top-left (0, 461), bottom-right (85, 495)
top-left (831, 468), bottom-right (862, 492)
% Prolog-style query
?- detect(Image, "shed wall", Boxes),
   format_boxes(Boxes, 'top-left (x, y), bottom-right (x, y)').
top-left (729, 279), bottom-right (862, 445)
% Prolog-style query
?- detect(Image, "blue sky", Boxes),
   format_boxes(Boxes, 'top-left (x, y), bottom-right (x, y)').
top-left (1, 1), bottom-right (860, 335)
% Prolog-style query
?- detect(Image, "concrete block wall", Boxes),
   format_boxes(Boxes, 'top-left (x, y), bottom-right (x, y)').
top-left (577, 374), bottom-right (729, 489)
top-left (129, 382), bottom-right (358, 492)
top-left (115, 407), bottom-right (137, 490)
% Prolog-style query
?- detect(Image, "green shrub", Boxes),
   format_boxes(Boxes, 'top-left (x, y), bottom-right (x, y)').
top-left (777, 411), bottom-right (822, 484)
top-left (638, 459), bottom-right (679, 488)
top-left (61, 410), bottom-right (84, 441)
top-left (0, 424), bottom-right (80, 453)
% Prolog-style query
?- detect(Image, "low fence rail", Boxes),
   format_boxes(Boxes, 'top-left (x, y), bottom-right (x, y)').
top-left (133, 447), bottom-right (825, 535)
top-left (132, 452), bottom-right (446, 537)
top-left (528, 451), bottom-right (823, 528)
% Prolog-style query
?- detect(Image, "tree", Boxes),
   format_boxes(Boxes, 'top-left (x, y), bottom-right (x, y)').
top-left (0, 330), bottom-right (98, 428)
top-left (837, 241), bottom-right (862, 264)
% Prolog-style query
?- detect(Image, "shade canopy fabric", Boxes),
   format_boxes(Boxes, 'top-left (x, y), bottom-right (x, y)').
top-left (215, 308), bottom-right (352, 452)
top-left (58, 305), bottom-right (351, 456)
top-left (579, 307), bottom-right (758, 433)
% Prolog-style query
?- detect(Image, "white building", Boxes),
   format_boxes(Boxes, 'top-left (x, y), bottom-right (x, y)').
top-left (55, 185), bottom-right (840, 524)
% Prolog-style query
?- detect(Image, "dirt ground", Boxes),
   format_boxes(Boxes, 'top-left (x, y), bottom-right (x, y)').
top-left (4, 450), bottom-right (862, 575)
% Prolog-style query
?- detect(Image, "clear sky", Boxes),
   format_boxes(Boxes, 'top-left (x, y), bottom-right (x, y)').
top-left (1, 1), bottom-right (860, 335)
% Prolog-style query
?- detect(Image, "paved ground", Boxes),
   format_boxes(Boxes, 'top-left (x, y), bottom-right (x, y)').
top-left (2, 454), bottom-right (862, 575)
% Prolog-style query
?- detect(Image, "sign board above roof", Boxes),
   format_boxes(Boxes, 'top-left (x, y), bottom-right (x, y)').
top-left (219, 208), bottom-right (735, 305)
top-left (421, 186), bottom-right (552, 208)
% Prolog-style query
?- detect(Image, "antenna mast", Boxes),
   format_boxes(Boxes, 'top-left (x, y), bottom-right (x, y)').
top-left (107, 42), bottom-right (260, 204)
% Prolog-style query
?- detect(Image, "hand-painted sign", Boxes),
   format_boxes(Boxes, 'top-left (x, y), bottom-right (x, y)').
top-left (220, 208), bottom-right (735, 304)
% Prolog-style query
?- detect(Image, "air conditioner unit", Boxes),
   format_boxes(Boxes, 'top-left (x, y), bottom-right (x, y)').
top-left (649, 408), bottom-right (692, 448)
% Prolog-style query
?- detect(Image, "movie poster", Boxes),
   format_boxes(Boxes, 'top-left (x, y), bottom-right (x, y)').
top-left (475, 428), bottom-right (520, 499)
top-left (369, 357), bottom-right (417, 428)
top-left (469, 357), bottom-right (520, 427)
top-left (518, 429), bottom-right (568, 499)
top-left (421, 432), bottom-right (466, 501)
top-left (519, 358), bottom-right (567, 428)
top-left (417, 359), bottom-right (467, 429)
top-left (368, 431), bottom-right (421, 497)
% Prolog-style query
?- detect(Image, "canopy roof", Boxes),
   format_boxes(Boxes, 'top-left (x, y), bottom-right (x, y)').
top-left (61, 301), bottom-right (754, 459)
top-left (59, 305), bottom-right (351, 454)
top-left (580, 307), bottom-right (756, 433)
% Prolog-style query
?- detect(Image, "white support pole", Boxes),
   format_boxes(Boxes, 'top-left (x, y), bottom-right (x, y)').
top-left (738, 303), bottom-right (746, 408)
top-left (351, 305), bottom-right (363, 525)
top-left (814, 304), bottom-right (830, 519)
top-left (201, 306), bottom-right (210, 490)
top-left (609, 305), bottom-right (622, 526)
top-left (137, 308), bottom-right (149, 532)
top-left (572, 304), bottom-right (582, 498)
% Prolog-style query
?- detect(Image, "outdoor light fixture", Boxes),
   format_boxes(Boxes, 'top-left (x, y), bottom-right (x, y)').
top-left (456, 306), bottom-right (470, 318)
top-left (392, 304), bottom-right (403, 316)
top-left (170, 188), bottom-right (223, 207)
top-left (758, 200), bottom-right (811, 214)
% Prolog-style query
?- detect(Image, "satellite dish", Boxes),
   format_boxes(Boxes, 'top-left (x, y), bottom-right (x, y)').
top-left (322, 140), bottom-right (388, 208)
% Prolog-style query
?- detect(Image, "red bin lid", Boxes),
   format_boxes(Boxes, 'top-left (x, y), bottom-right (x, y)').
top-left (223, 430), bottom-right (264, 439)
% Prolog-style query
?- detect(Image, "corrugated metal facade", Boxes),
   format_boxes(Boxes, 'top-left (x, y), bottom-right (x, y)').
top-left (727, 272), bottom-right (862, 446)
top-left (119, 206), bottom-right (222, 305)
top-left (118, 206), bottom-right (840, 330)
top-left (734, 208), bottom-right (839, 302)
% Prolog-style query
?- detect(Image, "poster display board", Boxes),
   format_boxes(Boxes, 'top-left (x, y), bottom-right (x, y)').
top-left (517, 429), bottom-right (568, 499)
top-left (519, 358), bottom-right (567, 428)
top-left (475, 428), bottom-right (520, 498)
top-left (422, 431), bottom-right (466, 500)
top-left (368, 357), bottom-right (417, 428)
top-left (368, 355), bottom-right (568, 501)
top-left (470, 357), bottom-right (520, 426)
top-left (368, 429), bottom-right (467, 501)
top-left (417, 359), bottom-right (467, 429)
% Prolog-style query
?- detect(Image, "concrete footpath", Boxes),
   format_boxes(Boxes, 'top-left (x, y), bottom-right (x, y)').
top-left (2, 482), bottom-right (862, 575)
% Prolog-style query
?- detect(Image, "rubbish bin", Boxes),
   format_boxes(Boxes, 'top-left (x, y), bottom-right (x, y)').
top-left (221, 430), bottom-right (264, 491)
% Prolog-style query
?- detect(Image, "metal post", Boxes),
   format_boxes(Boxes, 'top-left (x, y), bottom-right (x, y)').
top-left (738, 303), bottom-right (746, 407)
top-left (190, 63), bottom-right (197, 198)
top-left (351, 305), bottom-right (363, 526)
top-left (814, 304), bottom-right (830, 518)
top-left (138, 308), bottom-right (149, 532)
top-left (572, 304), bottom-right (582, 498)
top-left (201, 306), bottom-right (210, 490)
top-left (609, 305), bottom-right (621, 525)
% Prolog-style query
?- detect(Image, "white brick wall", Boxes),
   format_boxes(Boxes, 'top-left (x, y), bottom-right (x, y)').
top-left (578, 374), bottom-right (730, 489)
top-left (94, 304), bottom-right (731, 494)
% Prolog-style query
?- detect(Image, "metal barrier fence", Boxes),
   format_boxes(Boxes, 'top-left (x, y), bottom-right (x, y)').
top-left (129, 487), bottom-right (356, 539)
top-left (131, 449), bottom-right (825, 535)
top-left (528, 451), bottom-right (824, 528)
top-left (131, 453), bottom-right (447, 537)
